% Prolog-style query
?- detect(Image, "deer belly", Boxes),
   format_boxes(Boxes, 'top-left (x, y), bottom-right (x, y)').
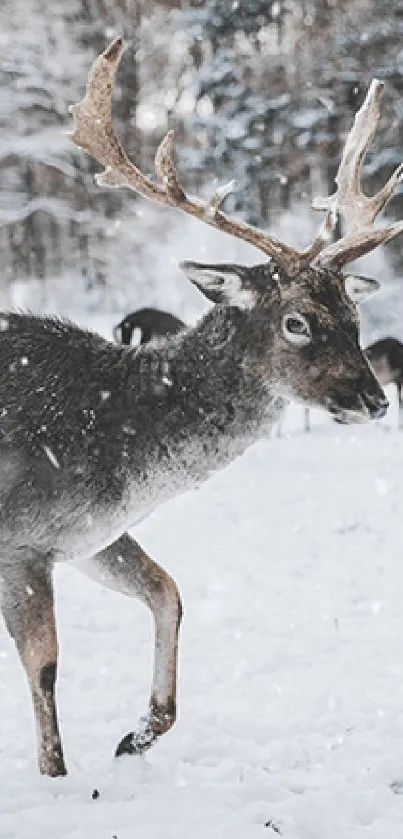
top-left (52, 497), bottom-right (156, 562)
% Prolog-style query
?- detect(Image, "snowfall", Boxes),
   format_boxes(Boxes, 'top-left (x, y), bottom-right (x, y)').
top-left (1, 221), bottom-right (403, 839)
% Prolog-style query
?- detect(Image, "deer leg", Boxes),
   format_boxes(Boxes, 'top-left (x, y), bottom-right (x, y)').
top-left (397, 382), bottom-right (402, 429)
top-left (0, 559), bottom-right (66, 776)
top-left (304, 407), bottom-right (310, 432)
top-left (76, 532), bottom-right (182, 758)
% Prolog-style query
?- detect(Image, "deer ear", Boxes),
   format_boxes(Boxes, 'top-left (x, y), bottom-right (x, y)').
top-left (179, 261), bottom-right (256, 309)
top-left (344, 274), bottom-right (380, 303)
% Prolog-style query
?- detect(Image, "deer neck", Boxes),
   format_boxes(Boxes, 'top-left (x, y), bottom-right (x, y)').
top-left (123, 306), bottom-right (283, 493)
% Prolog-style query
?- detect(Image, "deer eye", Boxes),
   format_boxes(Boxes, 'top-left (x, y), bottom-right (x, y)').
top-left (281, 312), bottom-right (311, 346)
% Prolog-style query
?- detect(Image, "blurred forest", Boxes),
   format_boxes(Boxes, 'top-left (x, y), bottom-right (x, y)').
top-left (0, 0), bottom-right (402, 332)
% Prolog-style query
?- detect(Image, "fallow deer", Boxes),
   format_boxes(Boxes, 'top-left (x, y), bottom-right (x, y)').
top-left (0, 38), bottom-right (402, 778)
top-left (113, 308), bottom-right (185, 347)
top-left (366, 337), bottom-right (403, 427)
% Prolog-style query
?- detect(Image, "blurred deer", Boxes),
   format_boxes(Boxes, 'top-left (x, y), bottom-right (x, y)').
top-left (113, 308), bottom-right (185, 347)
top-left (366, 337), bottom-right (403, 428)
top-left (0, 38), bottom-right (401, 777)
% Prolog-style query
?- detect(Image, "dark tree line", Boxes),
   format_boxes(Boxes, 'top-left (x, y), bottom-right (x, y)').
top-left (0, 0), bottom-right (402, 311)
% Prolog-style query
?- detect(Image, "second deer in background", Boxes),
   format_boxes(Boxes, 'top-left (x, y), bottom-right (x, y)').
top-left (366, 337), bottom-right (403, 428)
top-left (114, 308), bottom-right (185, 347)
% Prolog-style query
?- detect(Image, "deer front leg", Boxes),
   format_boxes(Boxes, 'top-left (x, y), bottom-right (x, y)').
top-left (397, 381), bottom-right (402, 429)
top-left (0, 560), bottom-right (66, 776)
top-left (77, 533), bottom-right (182, 758)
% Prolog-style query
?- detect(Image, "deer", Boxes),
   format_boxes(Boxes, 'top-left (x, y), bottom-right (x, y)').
top-left (113, 308), bottom-right (185, 347)
top-left (0, 38), bottom-right (402, 779)
top-left (365, 337), bottom-right (403, 428)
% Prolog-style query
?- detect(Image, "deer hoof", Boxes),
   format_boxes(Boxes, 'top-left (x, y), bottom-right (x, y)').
top-left (115, 704), bottom-right (176, 757)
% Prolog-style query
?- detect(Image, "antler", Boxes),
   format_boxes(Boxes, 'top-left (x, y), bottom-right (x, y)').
top-left (68, 37), bottom-right (303, 276)
top-left (69, 39), bottom-right (403, 279)
top-left (312, 80), bottom-right (403, 270)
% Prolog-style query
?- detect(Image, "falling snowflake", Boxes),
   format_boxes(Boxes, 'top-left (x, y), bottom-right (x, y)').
top-left (43, 445), bottom-right (60, 469)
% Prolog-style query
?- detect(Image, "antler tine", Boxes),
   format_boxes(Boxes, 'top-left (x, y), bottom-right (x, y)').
top-left (68, 37), bottom-right (167, 202)
top-left (154, 131), bottom-right (187, 201)
top-left (205, 180), bottom-right (238, 217)
top-left (299, 210), bottom-right (338, 267)
top-left (312, 79), bottom-right (403, 269)
top-left (69, 37), bottom-right (303, 275)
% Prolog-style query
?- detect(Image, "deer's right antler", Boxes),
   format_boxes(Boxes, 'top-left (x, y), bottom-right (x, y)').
top-left (68, 37), bottom-right (303, 276)
top-left (312, 80), bottom-right (403, 270)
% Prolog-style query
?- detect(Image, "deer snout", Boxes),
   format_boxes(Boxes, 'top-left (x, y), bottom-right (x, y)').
top-left (325, 374), bottom-right (388, 424)
top-left (361, 391), bottom-right (389, 420)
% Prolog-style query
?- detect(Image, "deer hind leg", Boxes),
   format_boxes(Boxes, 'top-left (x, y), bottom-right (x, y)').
top-left (0, 559), bottom-right (66, 776)
top-left (76, 532), bottom-right (182, 758)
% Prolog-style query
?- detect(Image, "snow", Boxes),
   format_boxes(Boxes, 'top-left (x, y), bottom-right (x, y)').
top-left (1, 394), bottom-right (403, 837)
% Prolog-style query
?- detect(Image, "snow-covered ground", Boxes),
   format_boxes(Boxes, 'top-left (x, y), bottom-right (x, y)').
top-left (1, 393), bottom-right (403, 838)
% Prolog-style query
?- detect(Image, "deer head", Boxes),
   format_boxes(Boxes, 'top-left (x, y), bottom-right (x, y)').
top-left (69, 38), bottom-right (403, 424)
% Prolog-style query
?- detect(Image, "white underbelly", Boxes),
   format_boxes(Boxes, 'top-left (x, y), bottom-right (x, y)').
top-left (53, 410), bottom-right (281, 562)
top-left (53, 498), bottom-right (157, 563)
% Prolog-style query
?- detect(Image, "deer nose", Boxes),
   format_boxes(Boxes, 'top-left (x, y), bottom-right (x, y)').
top-left (362, 392), bottom-right (389, 419)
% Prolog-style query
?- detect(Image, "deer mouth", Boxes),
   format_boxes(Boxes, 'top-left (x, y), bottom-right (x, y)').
top-left (327, 404), bottom-right (369, 425)
top-left (325, 393), bottom-right (388, 424)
